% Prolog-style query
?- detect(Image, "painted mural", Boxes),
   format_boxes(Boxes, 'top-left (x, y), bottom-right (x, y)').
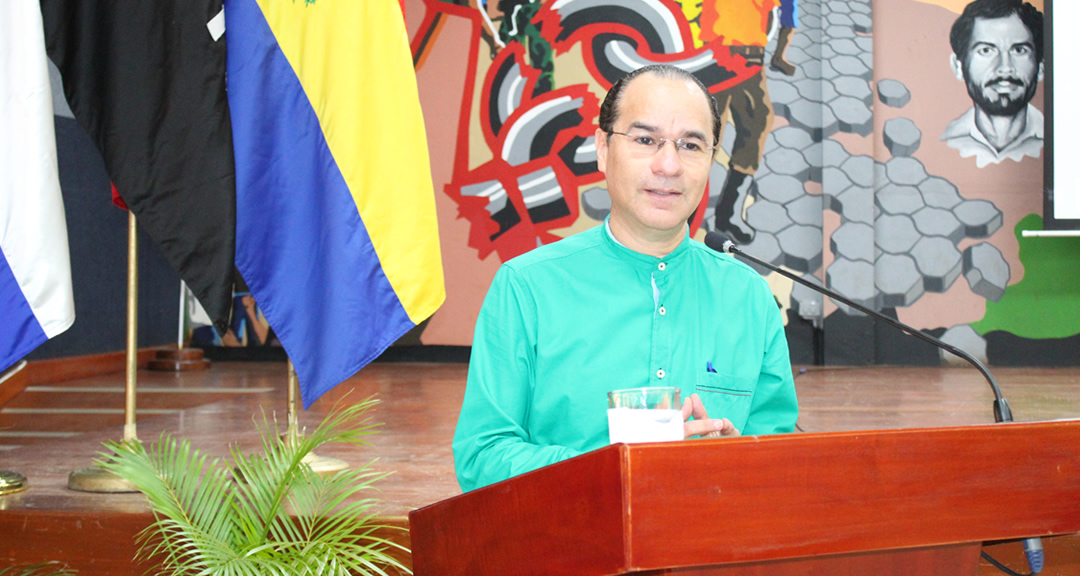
top-left (409, 0), bottom-right (1080, 366)
top-left (942, 0), bottom-right (1043, 167)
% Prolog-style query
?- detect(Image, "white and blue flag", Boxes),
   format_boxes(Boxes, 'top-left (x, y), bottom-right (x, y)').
top-left (0, 0), bottom-right (75, 372)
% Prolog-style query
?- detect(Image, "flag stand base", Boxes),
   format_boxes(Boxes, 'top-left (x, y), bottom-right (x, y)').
top-left (148, 347), bottom-right (210, 371)
top-left (0, 470), bottom-right (28, 496)
top-left (302, 453), bottom-right (349, 477)
top-left (67, 464), bottom-right (138, 493)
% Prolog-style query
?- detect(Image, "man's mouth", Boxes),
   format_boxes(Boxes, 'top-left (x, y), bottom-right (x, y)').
top-left (985, 77), bottom-right (1023, 90)
top-left (647, 188), bottom-right (680, 196)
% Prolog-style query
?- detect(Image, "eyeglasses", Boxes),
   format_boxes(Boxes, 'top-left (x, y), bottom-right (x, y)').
top-left (607, 130), bottom-right (715, 163)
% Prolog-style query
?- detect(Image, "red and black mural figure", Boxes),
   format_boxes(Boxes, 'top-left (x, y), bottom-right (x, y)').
top-left (413, 0), bottom-right (767, 262)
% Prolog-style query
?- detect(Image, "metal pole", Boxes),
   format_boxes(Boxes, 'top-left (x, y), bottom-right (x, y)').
top-left (177, 281), bottom-right (187, 349)
top-left (287, 359), bottom-right (347, 475)
top-left (67, 211), bottom-right (139, 492)
top-left (124, 210), bottom-right (138, 441)
top-left (287, 359), bottom-right (299, 447)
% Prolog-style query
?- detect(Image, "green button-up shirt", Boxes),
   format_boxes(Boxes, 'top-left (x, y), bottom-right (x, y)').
top-left (453, 222), bottom-right (798, 492)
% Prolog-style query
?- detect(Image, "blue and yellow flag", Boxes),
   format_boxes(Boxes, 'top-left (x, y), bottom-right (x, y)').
top-left (225, 0), bottom-right (444, 408)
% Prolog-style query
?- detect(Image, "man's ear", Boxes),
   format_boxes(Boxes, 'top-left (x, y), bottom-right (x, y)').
top-left (1038, 60), bottom-right (1045, 83)
top-left (595, 127), bottom-right (608, 174)
top-left (950, 53), bottom-right (965, 81)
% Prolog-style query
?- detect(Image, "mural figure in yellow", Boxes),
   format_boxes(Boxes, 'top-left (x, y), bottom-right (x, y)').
top-left (700, 0), bottom-right (796, 243)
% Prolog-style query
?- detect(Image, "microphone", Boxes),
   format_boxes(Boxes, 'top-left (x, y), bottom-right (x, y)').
top-left (705, 232), bottom-right (1045, 574)
top-left (703, 231), bottom-right (1013, 422)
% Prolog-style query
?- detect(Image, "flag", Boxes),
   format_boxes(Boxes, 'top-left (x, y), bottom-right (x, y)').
top-left (0, 0), bottom-right (75, 372)
top-left (40, 0), bottom-right (236, 335)
top-left (226, 0), bottom-right (445, 408)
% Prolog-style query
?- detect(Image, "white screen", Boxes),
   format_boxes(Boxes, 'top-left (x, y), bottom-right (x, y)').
top-left (1054, 1), bottom-right (1080, 220)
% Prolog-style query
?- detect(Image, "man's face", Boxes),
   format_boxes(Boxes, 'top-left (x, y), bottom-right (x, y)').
top-left (595, 74), bottom-right (713, 242)
top-left (952, 13), bottom-right (1043, 117)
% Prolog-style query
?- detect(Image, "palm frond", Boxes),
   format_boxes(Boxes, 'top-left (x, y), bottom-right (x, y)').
top-left (100, 433), bottom-right (241, 574)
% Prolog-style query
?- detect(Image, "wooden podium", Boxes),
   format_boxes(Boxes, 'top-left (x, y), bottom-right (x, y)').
top-left (409, 420), bottom-right (1080, 575)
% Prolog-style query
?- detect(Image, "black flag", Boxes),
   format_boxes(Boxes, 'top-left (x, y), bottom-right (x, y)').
top-left (41, 0), bottom-right (235, 334)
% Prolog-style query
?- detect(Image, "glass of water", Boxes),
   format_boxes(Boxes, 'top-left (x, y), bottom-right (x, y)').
top-left (607, 387), bottom-right (683, 444)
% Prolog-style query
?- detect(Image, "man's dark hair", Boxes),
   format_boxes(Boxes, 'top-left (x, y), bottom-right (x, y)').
top-left (597, 65), bottom-right (722, 146)
top-left (949, 0), bottom-right (1044, 62)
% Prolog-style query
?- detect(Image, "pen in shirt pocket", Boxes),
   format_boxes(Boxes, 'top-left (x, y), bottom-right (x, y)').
top-left (706, 361), bottom-right (717, 373)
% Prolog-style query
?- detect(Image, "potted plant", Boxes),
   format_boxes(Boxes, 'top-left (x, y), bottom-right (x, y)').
top-left (100, 397), bottom-right (409, 575)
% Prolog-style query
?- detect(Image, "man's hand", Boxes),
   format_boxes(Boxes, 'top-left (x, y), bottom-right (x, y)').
top-left (682, 393), bottom-right (740, 438)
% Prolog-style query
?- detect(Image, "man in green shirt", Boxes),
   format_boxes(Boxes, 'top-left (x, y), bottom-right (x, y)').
top-left (453, 64), bottom-right (799, 492)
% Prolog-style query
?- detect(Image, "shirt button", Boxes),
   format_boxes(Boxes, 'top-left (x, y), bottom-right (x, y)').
top-left (658, 262), bottom-right (666, 271)
top-left (658, 306), bottom-right (666, 316)
top-left (657, 369), bottom-right (666, 379)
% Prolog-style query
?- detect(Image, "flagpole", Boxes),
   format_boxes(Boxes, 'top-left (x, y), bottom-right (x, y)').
top-left (67, 212), bottom-right (140, 493)
top-left (123, 210), bottom-right (138, 442)
top-left (288, 360), bottom-right (347, 476)
top-left (288, 359), bottom-right (300, 446)
top-left (177, 281), bottom-right (186, 349)
top-left (0, 361), bottom-right (29, 495)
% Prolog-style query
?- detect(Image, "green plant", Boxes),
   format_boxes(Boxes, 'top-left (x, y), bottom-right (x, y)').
top-left (99, 397), bottom-right (409, 576)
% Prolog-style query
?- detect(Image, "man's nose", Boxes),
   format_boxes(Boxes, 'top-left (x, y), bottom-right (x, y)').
top-left (997, 50), bottom-right (1017, 73)
top-left (651, 139), bottom-right (684, 174)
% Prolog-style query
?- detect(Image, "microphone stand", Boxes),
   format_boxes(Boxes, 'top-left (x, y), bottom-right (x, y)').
top-left (703, 232), bottom-right (1014, 423)
top-left (705, 232), bottom-right (1045, 574)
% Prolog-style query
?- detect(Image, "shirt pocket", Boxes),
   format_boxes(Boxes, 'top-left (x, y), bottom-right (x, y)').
top-left (695, 372), bottom-right (755, 431)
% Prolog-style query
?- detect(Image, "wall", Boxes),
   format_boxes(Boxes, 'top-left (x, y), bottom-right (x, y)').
top-left (408, 0), bottom-right (1080, 366)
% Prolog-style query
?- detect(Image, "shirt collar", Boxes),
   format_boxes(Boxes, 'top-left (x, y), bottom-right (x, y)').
top-left (941, 104), bottom-right (1044, 155)
top-left (602, 216), bottom-right (691, 267)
